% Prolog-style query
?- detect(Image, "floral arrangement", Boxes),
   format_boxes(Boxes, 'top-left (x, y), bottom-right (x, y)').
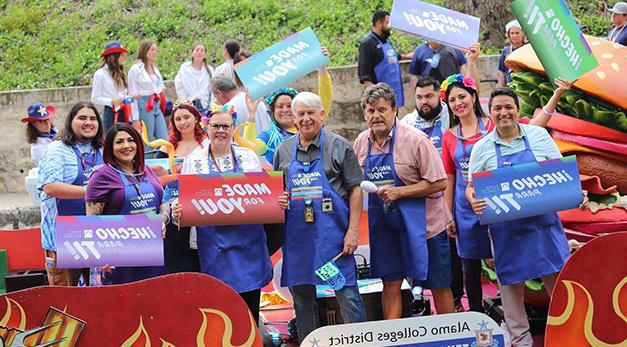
top-left (440, 74), bottom-right (477, 101)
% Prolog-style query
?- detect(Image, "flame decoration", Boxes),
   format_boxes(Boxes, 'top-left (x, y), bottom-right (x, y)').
top-left (548, 278), bottom-right (627, 346)
top-left (0, 298), bottom-right (26, 331)
top-left (159, 338), bottom-right (176, 347)
top-left (196, 308), bottom-right (259, 347)
top-left (121, 316), bottom-right (151, 347)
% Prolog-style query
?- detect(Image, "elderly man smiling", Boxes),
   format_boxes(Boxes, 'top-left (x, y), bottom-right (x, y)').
top-left (353, 83), bottom-right (454, 319)
top-left (274, 91), bottom-right (366, 343)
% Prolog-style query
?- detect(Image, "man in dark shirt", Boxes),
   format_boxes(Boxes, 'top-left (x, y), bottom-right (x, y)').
top-left (608, 2), bottom-right (627, 46)
top-left (408, 41), bottom-right (468, 86)
top-left (358, 9), bottom-right (412, 106)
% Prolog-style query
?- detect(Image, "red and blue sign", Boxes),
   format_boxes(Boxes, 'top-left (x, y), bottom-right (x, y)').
top-left (472, 155), bottom-right (583, 224)
top-left (56, 214), bottom-right (164, 268)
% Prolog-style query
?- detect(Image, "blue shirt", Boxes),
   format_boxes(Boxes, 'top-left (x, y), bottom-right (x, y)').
top-left (408, 43), bottom-right (466, 81)
top-left (498, 45), bottom-right (519, 84)
top-left (468, 124), bottom-right (562, 181)
top-left (608, 25), bottom-right (627, 46)
top-left (37, 140), bottom-right (102, 251)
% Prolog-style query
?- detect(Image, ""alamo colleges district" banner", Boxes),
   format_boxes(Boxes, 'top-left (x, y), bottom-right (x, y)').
top-left (472, 155), bottom-right (582, 224)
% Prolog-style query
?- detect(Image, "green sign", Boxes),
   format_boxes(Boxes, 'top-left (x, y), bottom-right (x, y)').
top-left (511, 0), bottom-right (598, 82)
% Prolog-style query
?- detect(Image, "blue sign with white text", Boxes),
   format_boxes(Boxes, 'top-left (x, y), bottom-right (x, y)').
top-left (389, 0), bottom-right (481, 50)
top-left (234, 27), bottom-right (330, 100)
top-left (472, 156), bottom-right (582, 224)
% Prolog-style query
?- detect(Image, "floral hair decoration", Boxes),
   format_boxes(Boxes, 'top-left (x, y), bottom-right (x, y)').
top-left (439, 74), bottom-right (477, 101)
top-left (200, 103), bottom-right (238, 131)
top-left (264, 87), bottom-right (298, 113)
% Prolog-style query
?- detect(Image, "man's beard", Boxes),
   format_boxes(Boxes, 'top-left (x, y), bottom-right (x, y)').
top-left (417, 102), bottom-right (442, 121)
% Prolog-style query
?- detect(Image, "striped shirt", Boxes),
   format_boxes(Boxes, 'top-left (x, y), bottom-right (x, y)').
top-left (37, 140), bottom-right (102, 251)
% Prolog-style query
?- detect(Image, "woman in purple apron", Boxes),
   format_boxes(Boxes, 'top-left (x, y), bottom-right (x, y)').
top-left (86, 123), bottom-right (168, 284)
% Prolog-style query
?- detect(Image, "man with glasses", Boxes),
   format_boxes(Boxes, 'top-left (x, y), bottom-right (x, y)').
top-left (274, 92), bottom-right (366, 343)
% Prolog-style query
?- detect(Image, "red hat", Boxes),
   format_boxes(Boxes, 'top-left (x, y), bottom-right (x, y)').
top-left (100, 41), bottom-right (129, 57)
top-left (22, 102), bottom-right (56, 123)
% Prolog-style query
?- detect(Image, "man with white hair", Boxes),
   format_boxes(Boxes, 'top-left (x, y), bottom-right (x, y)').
top-left (274, 91), bottom-right (366, 342)
top-left (608, 2), bottom-right (627, 45)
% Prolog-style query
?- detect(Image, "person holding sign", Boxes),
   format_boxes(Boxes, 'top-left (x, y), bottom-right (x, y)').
top-left (236, 46), bottom-right (333, 165)
top-left (358, 9), bottom-right (413, 107)
top-left (465, 87), bottom-right (578, 346)
top-left (353, 83), bottom-right (454, 318)
top-left (37, 101), bottom-right (105, 286)
top-left (440, 74), bottom-right (560, 314)
top-left (171, 104), bottom-right (272, 324)
top-left (86, 123), bottom-right (167, 283)
top-left (608, 2), bottom-right (627, 45)
top-left (274, 92), bottom-right (366, 342)
top-left (498, 20), bottom-right (526, 87)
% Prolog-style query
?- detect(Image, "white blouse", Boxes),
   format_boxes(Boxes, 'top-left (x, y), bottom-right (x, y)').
top-left (214, 60), bottom-right (235, 82)
top-left (180, 144), bottom-right (262, 174)
top-left (174, 62), bottom-right (214, 109)
top-left (128, 61), bottom-right (165, 96)
top-left (91, 66), bottom-right (140, 120)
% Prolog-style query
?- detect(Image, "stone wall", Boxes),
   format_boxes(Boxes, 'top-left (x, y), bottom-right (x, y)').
top-left (0, 56), bottom-right (499, 193)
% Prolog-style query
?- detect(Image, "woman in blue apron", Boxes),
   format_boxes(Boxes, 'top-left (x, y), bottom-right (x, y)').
top-left (364, 125), bottom-right (428, 319)
top-left (86, 123), bottom-right (167, 284)
top-left (172, 106), bottom-right (272, 324)
top-left (370, 33), bottom-right (404, 107)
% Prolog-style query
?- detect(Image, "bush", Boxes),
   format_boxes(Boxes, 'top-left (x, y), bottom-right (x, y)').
top-left (0, 0), bottom-right (616, 91)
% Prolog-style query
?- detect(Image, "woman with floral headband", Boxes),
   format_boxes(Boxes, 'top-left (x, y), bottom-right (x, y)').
top-left (235, 47), bottom-right (332, 164)
top-left (440, 73), bottom-right (570, 313)
top-left (170, 103), bottom-right (272, 323)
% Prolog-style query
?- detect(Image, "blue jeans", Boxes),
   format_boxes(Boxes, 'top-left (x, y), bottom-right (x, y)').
top-left (102, 106), bottom-right (127, 131)
top-left (290, 284), bottom-right (366, 343)
top-left (138, 95), bottom-right (168, 143)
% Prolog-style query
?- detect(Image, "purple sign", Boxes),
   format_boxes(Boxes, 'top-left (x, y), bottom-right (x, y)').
top-left (56, 214), bottom-right (164, 268)
top-left (389, 0), bottom-right (481, 50)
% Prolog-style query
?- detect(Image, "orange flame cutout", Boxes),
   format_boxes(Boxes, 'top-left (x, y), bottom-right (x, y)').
top-left (0, 297), bottom-right (27, 330)
top-left (121, 316), bottom-right (151, 347)
top-left (548, 278), bottom-right (627, 346)
top-left (196, 308), bottom-right (260, 347)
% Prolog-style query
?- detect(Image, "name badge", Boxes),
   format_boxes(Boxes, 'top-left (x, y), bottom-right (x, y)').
top-left (322, 198), bottom-right (333, 212)
top-left (304, 198), bottom-right (314, 223)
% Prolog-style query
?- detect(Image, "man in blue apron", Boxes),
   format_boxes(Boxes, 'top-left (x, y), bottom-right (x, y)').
top-left (358, 9), bottom-right (413, 107)
top-left (400, 77), bottom-right (450, 155)
top-left (274, 92), bottom-right (366, 343)
top-left (466, 88), bottom-right (574, 346)
top-left (38, 101), bottom-right (105, 286)
top-left (354, 83), bottom-right (455, 318)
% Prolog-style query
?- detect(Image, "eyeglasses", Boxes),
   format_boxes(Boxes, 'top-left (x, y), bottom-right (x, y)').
top-left (209, 123), bottom-right (233, 131)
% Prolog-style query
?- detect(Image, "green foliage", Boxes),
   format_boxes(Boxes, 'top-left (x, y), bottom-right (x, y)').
top-left (0, 0), bottom-right (616, 91)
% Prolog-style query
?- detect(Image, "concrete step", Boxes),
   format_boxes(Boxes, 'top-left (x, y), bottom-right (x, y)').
top-left (0, 193), bottom-right (40, 229)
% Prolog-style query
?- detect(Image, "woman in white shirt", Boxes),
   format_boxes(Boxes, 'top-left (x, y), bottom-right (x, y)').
top-left (174, 44), bottom-right (214, 115)
top-left (91, 41), bottom-right (139, 131)
top-left (128, 40), bottom-right (168, 144)
top-left (214, 39), bottom-right (240, 82)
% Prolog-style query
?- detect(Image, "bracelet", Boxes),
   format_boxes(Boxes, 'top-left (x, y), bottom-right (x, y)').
top-left (542, 106), bottom-right (556, 116)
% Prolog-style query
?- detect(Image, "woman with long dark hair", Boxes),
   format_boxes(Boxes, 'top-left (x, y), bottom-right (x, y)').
top-left (441, 73), bottom-right (568, 313)
top-left (174, 43), bottom-right (215, 115)
top-left (214, 39), bottom-right (240, 82)
top-left (91, 41), bottom-right (138, 131)
top-left (128, 39), bottom-right (168, 143)
top-left (86, 123), bottom-right (168, 283)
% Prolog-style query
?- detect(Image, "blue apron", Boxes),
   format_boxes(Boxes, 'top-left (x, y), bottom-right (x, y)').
top-left (418, 119), bottom-right (444, 155)
top-left (489, 133), bottom-right (570, 285)
top-left (196, 146), bottom-right (272, 293)
top-left (371, 33), bottom-right (404, 107)
top-left (281, 130), bottom-right (357, 287)
top-left (365, 126), bottom-right (428, 280)
top-left (56, 146), bottom-right (103, 216)
top-left (111, 170), bottom-right (166, 284)
top-left (453, 121), bottom-right (492, 259)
